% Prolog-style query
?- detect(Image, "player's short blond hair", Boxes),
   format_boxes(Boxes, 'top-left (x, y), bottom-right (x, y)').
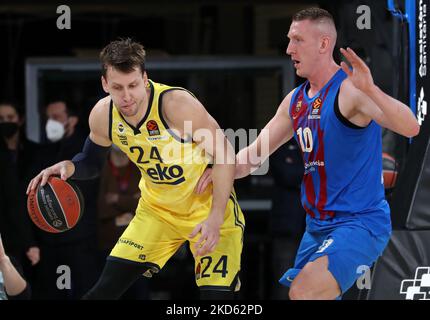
top-left (292, 7), bottom-right (335, 25)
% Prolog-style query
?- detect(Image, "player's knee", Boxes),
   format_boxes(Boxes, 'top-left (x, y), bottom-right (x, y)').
top-left (289, 283), bottom-right (309, 300)
top-left (289, 274), bottom-right (340, 300)
top-left (289, 267), bottom-right (320, 300)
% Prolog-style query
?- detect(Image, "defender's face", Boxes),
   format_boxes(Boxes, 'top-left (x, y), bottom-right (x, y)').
top-left (102, 67), bottom-right (148, 118)
top-left (286, 20), bottom-right (321, 78)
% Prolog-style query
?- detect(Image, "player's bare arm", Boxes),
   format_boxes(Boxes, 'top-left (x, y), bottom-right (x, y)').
top-left (235, 89), bottom-right (296, 179)
top-left (26, 97), bottom-right (112, 194)
top-left (340, 47), bottom-right (420, 138)
top-left (162, 90), bottom-right (235, 257)
top-left (88, 96), bottom-right (113, 147)
top-left (194, 89), bottom-right (295, 195)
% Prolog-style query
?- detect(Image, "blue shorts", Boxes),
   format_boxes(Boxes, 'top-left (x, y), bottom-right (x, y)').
top-left (279, 214), bottom-right (391, 294)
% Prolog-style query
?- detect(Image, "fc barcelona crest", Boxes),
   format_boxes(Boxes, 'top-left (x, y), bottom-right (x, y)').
top-left (295, 100), bottom-right (302, 113)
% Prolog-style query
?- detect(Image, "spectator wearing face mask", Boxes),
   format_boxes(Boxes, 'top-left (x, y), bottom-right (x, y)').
top-left (44, 100), bottom-right (82, 157)
top-left (29, 99), bottom-right (101, 300)
top-left (0, 102), bottom-right (40, 281)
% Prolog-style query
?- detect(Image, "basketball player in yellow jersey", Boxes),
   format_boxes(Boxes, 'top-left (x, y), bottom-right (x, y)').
top-left (27, 38), bottom-right (245, 300)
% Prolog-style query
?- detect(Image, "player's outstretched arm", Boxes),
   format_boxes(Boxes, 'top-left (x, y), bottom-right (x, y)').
top-left (70, 97), bottom-right (112, 179)
top-left (194, 90), bottom-right (295, 194)
top-left (340, 47), bottom-right (420, 138)
top-left (235, 89), bottom-right (295, 179)
top-left (26, 98), bottom-right (112, 194)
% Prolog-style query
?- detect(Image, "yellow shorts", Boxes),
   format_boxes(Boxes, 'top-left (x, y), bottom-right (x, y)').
top-left (109, 193), bottom-right (245, 291)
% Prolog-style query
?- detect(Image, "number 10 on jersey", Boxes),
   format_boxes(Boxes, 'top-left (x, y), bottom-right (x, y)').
top-left (297, 127), bottom-right (313, 153)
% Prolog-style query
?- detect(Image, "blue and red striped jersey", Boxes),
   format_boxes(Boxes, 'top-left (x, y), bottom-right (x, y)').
top-left (289, 69), bottom-right (386, 222)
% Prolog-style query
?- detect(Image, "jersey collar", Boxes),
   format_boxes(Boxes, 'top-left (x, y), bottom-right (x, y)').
top-left (117, 79), bottom-right (154, 135)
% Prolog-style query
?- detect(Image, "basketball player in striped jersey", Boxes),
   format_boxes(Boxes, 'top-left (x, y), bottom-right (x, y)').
top-left (195, 8), bottom-right (420, 299)
top-left (27, 38), bottom-right (245, 299)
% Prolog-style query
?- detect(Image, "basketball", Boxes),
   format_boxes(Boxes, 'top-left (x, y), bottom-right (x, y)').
top-left (382, 152), bottom-right (398, 190)
top-left (27, 176), bottom-right (84, 233)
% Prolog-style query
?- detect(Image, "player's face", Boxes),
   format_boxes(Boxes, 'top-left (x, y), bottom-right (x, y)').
top-left (102, 66), bottom-right (148, 118)
top-left (286, 20), bottom-right (321, 78)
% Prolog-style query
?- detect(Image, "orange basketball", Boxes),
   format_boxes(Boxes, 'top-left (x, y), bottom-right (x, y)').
top-left (382, 152), bottom-right (398, 190)
top-left (27, 176), bottom-right (84, 233)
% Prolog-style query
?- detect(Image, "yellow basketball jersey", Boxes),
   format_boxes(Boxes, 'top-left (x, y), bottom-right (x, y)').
top-left (110, 80), bottom-right (213, 217)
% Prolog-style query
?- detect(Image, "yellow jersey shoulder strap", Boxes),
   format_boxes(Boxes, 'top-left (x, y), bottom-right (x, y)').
top-left (149, 80), bottom-right (197, 118)
top-left (148, 80), bottom-right (197, 143)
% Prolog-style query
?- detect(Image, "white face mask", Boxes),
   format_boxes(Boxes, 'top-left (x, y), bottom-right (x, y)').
top-left (45, 119), bottom-right (65, 142)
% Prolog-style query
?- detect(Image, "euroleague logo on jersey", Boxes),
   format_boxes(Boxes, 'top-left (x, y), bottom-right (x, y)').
top-left (312, 98), bottom-right (322, 112)
top-left (308, 98), bottom-right (322, 120)
top-left (146, 120), bottom-right (160, 136)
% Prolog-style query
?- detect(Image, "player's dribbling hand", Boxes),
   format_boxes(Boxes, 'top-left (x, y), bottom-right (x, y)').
top-left (194, 168), bottom-right (213, 194)
top-left (340, 47), bottom-right (374, 93)
top-left (189, 213), bottom-right (223, 257)
top-left (26, 160), bottom-right (75, 194)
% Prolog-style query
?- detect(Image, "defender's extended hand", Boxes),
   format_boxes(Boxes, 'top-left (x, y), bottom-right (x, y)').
top-left (194, 168), bottom-right (213, 195)
top-left (340, 47), bottom-right (374, 93)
